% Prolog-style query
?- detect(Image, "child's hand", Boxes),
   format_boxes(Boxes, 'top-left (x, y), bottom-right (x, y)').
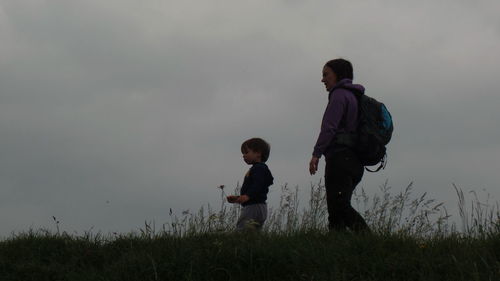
top-left (236, 195), bottom-right (250, 204)
top-left (226, 195), bottom-right (239, 203)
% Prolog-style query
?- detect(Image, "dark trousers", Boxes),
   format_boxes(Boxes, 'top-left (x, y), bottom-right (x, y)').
top-left (325, 149), bottom-right (369, 232)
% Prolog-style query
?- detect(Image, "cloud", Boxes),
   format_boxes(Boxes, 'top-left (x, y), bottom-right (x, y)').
top-left (0, 0), bottom-right (499, 235)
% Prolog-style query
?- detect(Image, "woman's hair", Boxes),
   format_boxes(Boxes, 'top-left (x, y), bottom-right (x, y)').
top-left (241, 138), bottom-right (270, 162)
top-left (325, 58), bottom-right (353, 81)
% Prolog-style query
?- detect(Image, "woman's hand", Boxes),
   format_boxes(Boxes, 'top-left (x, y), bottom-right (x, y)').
top-left (309, 156), bottom-right (319, 175)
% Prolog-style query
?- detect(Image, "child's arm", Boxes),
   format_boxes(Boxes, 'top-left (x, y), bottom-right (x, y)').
top-left (226, 195), bottom-right (239, 203)
top-left (241, 165), bottom-right (271, 202)
top-left (235, 195), bottom-right (249, 204)
top-left (227, 195), bottom-right (250, 204)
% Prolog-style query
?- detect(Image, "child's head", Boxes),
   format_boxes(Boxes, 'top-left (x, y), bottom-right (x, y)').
top-left (241, 138), bottom-right (270, 164)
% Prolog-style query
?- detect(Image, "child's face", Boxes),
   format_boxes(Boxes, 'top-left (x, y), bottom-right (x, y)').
top-left (242, 148), bottom-right (262, 164)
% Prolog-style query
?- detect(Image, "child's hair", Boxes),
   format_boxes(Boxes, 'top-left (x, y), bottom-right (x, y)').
top-left (241, 138), bottom-right (271, 162)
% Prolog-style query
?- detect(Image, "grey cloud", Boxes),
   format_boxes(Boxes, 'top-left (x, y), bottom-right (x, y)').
top-left (1, 0), bottom-right (499, 235)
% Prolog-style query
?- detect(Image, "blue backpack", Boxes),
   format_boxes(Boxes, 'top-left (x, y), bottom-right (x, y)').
top-left (335, 89), bottom-right (393, 172)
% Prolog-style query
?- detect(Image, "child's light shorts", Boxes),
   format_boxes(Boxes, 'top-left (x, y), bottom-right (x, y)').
top-left (236, 203), bottom-right (267, 231)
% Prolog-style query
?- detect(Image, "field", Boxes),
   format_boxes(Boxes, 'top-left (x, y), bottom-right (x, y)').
top-left (1, 182), bottom-right (499, 280)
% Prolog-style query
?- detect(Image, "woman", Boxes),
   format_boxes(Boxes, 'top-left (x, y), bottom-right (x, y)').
top-left (309, 58), bottom-right (369, 232)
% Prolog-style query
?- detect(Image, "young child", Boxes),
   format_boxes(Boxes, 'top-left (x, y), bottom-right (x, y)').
top-left (227, 138), bottom-right (274, 231)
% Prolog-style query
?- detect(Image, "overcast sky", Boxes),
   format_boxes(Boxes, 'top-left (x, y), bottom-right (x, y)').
top-left (1, 0), bottom-right (499, 236)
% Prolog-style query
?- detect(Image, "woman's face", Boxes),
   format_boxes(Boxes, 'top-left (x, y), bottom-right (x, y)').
top-left (321, 66), bottom-right (338, 92)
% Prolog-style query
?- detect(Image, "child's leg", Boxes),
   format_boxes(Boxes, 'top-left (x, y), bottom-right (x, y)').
top-left (236, 203), bottom-right (267, 231)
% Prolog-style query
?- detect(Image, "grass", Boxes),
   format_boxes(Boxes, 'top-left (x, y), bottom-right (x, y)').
top-left (0, 181), bottom-right (499, 280)
top-left (1, 230), bottom-right (499, 281)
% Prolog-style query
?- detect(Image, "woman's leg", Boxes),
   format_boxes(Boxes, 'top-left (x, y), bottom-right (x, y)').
top-left (325, 150), bottom-right (369, 232)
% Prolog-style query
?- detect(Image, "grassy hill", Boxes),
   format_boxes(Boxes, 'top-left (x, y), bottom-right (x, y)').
top-left (1, 182), bottom-right (498, 280)
top-left (1, 230), bottom-right (499, 281)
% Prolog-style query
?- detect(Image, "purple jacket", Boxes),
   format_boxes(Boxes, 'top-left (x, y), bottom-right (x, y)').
top-left (313, 79), bottom-right (365, 158)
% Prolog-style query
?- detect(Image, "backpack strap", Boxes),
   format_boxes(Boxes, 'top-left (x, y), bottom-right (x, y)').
top-left (365, 154), bottom-right (387, 172)
top-left (333, 86), bottom-right (362, 148)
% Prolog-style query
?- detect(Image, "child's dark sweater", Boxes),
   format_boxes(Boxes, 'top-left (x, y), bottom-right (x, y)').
top-left (240, 162), bottom-right (273, 207)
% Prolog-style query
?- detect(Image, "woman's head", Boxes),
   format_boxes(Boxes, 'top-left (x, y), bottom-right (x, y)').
top-left (322, 58), bottom-right (353, 92)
